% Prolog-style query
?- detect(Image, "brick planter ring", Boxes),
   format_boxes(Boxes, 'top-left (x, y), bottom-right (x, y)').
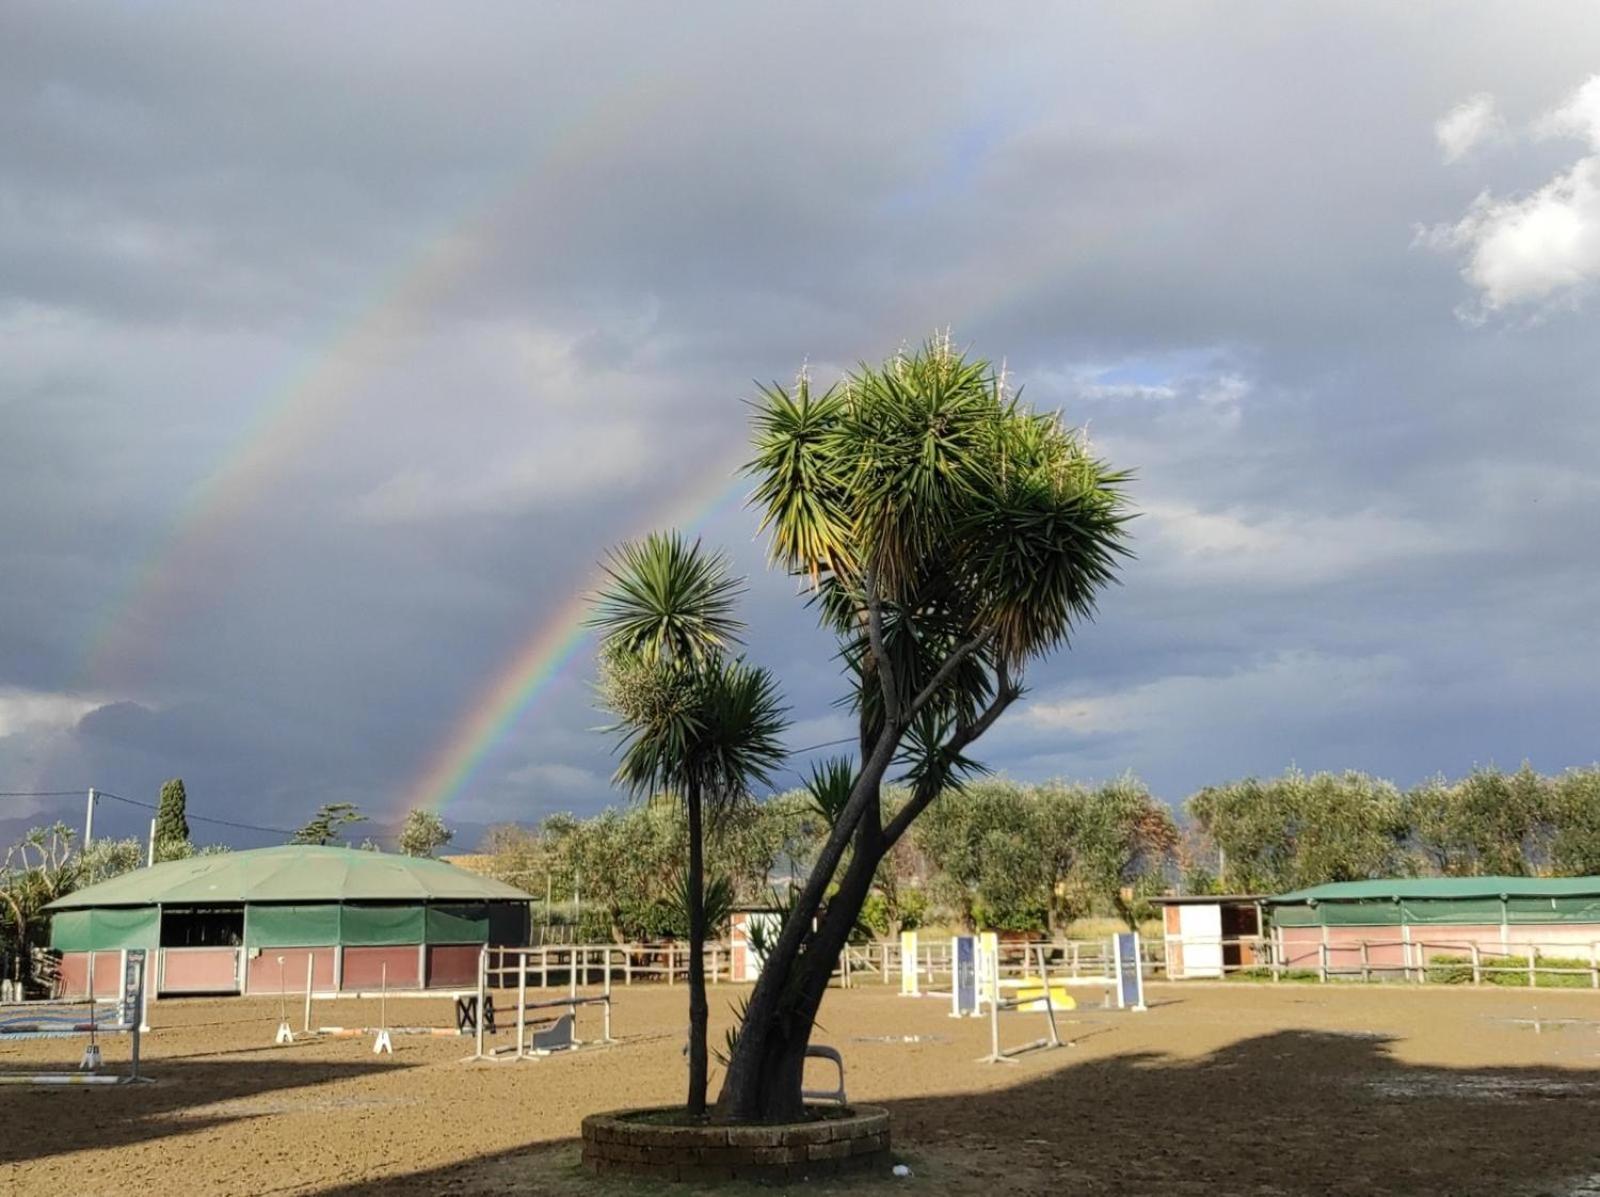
top-left (581, 1105), bottom-right (892, 1183)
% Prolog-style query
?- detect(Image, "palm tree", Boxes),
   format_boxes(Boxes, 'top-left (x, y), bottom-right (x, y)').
top-left (591, 532), bottom-right (788, 1115)
top-left (709, 336), bottom-right (1133, 1122)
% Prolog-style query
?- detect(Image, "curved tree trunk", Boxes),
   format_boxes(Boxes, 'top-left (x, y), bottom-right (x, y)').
top-left (686, 781), bottom-right (710, 1115)
top-left (715, 805), bottom-right (889, 1121)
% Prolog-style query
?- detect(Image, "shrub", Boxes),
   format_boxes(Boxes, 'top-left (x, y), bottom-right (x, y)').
top-left (1425, 952), bottom-right (1594, 988)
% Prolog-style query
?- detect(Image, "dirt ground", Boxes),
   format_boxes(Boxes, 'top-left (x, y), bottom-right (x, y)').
top-left (6, 980), bottom-right (1600, 1196)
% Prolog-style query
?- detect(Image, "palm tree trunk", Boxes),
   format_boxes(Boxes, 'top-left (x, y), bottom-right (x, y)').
top-left (686, 781), bottom-right (710, 1116)
top-left (719, 818), bottom-right (887, 1121)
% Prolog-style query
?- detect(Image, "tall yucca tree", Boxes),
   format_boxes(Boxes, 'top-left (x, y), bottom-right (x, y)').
top-left (714, 336), bottom-right (1134, 1122)
top-left (591, 531), bottom-right (788, 1115)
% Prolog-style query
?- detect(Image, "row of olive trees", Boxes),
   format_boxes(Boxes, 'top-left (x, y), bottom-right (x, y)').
top-left (1185, 764), bottom-right (1600, 894)
top-left (476, 777), bottom-right (1178, 941)
top-left (479, 794), bottom-right (828, 942)
top-left (913, 777), bottom-right (1178, 935)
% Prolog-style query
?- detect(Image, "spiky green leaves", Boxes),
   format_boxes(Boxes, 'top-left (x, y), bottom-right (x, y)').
top-left (746, 336), bottom-right (1133, 731)
top-left (592, 536), bottom-right (789, 809)
top-left (591, 531), bottom-right (743, 667)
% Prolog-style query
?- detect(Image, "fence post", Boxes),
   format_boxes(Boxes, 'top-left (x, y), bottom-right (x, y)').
top-left (1471, 943), bottom-right (1482, 986)
top-left (1528, 944), bottom-right (1538, 989)
top-left (1318, 942), bottom-right (1328, 984)
top-left (516, 954), bottom-right (527, 1061)
top-left (1591, 943), bottom-right (1598, 991)
top-left (625, 945), bottom-right (632, 986)
top-left (1360, 940), bottom-right (1370, 984)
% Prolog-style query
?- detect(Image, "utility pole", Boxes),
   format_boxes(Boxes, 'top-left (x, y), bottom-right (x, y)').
top-left (147, 818), bottom-right (157, 867)
top-left (84, 787), bottom-right (97, 847)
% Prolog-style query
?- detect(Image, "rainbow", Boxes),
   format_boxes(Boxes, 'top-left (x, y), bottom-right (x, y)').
top-left (396, 457), bottom-right (752, 818)
top-left (83, 79), bottom-right (676, 686)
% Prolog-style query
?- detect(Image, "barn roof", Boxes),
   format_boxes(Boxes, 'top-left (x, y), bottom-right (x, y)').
top-left (44, 844), bottom-right (530, 909)
top-left (1267, 876), bottom-right (1600, 905)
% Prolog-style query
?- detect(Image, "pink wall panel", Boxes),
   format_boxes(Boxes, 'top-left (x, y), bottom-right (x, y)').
top-left (55, 952), bottom-right (90, 999)
top-left (160, 948), bottom-right (241, 993)
top-left (340, 946), bottom-right (421, 991)
top-left (244, 947), bottom-right (336, 995)
top-left (51, 951), bottom-right (133, 1000)
top-left (426, 945), bottom-right (480, 989)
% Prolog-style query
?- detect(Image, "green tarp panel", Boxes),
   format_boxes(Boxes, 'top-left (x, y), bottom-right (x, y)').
top-left (49, 909), bottom-right (95, 951)
top-left (1507, 896), bottom-right (1600, 924)
top-left (1319, 901), bottom-right (1404, 927)
top-left (425, 904), bottom-right (488, 944)
top-left (246, 904), bottom-right (341, 947)
top-left (340, 903), bottom-right (425, 945)
top-left (1400, 898), bottom-right (1506, 925)
top-left (1270, 904), bottom-right (1319, 928)
top-left (50, 905), bottom-right (159, 951)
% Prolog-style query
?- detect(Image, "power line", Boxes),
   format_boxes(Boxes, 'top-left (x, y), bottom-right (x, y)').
top-left (785, 736), bottom-right (856, 756)
top-left (0, 791), bottom-right (93, 799)
top-left (97, 791), bottom-right (299, 839)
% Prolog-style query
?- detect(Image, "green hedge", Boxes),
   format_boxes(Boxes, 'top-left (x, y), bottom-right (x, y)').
top-left (1425, 953), bottom-right (1595, 988)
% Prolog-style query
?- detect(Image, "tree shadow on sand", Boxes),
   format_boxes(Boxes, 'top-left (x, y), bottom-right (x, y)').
top-left (316, 1028), bottom-right (1600, 1196)
top-left (0, 1056), bottom-right (412, 1166)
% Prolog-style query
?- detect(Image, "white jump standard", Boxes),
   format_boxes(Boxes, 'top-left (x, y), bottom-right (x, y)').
top-left (472, 945), bottom-right (617, 1061)
top-left (0, 948), bottom-right (151, 1085)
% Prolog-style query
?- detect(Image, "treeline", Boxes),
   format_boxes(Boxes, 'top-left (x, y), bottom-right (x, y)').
top-left (479, 777), bottom-right (1179, 940)
top-left (1188, 764), bottom-right (1600, 893)
top-left (480, 764), bottom-right (1600, 941)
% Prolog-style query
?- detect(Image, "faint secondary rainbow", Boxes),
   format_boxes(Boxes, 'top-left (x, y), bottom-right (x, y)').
top-left (396, 455), bottom-right (752, 818)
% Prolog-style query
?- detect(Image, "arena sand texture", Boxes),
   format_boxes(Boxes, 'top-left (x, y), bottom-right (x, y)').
top-left (6, 983), bottom-right (1600, 1195)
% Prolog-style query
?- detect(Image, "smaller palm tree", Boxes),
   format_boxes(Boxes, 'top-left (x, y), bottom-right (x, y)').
top-left (591, 531), bottom-right (788, 1115)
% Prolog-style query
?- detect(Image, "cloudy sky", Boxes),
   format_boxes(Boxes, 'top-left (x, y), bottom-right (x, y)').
top-left (3, 3), bottom-right (1598, 849)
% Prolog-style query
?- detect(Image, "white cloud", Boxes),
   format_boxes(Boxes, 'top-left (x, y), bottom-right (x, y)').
top-left (1425, 76), bottom-right (1600, 315)
top-left (1024, 651), bottom-right (1409, 738)
top-left (1536, 74), bottom-right (1600, 149)
top-left (1141, 501), bottom-right (1442, 585)
top-left (1435, 93), bottom-right (1505, 163)
top-left (354, 421), bottom-right (652, 523)
top-left (0, 688), bottom-right (99, 738)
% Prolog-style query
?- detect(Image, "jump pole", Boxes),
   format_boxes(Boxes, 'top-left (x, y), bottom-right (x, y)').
top-left (275, 956), bottom-right (294, 1044)
top-left (303, 954), bottom-right (314, 1035)
top-left (475, 945), bottom-right (488, 1061)
top-left (516, 952), bottom-right (527, 1061)
top-left (373, 964), bottom-right (393, 1054)
top-left (81, 953), bottom-right (100, 1071)
top-left (1034, 944), bottom-right (1062, 1048)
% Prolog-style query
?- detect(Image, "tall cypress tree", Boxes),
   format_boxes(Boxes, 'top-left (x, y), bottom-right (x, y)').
top-left (156, 778), bottom-right (190, 846)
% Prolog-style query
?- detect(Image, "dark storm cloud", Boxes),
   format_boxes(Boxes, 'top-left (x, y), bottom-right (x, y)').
top-left (2, 2), bottom-right (1598, 842)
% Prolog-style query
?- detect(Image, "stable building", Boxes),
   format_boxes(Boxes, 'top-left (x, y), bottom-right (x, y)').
top-left (45, 845), bottom-right (531, 999)
top-left (1266, 876), bottom-right (1600, 975)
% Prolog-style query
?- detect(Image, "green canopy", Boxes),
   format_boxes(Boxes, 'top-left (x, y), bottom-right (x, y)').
top-left (1268, 876), bottom-right (1600, 906)
top-left (44, 845), bottom-right (530, 909)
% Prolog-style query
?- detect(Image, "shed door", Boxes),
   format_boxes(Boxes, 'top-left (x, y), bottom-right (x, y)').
top-left (1178, 904), bottom-right (1224, 978)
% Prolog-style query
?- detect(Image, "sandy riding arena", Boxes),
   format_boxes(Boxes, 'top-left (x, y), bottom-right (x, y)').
top-left (6, 983), bottom-right (1600, 1196)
